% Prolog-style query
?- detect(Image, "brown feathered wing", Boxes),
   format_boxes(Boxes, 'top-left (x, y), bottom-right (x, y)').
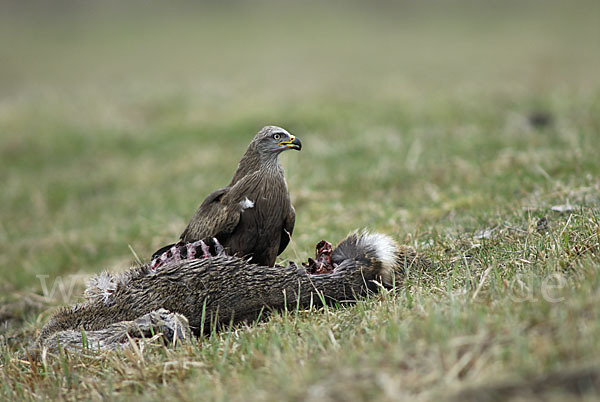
top-left (151, 187), bottom-right (240, 260)
top-left (153, 167), bottom-right (295, 266)
top-left (180, 187), bottom-right (241, 243)
top-left (278, 205), bottom-right (295, 255)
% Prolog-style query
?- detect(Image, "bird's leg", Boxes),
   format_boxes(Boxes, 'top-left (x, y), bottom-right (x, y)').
top-left (212, 238), bottom-right (225, 256)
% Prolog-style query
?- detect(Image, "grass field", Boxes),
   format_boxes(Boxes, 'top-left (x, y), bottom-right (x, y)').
top-left (1, 1), bottom-right (600, 400)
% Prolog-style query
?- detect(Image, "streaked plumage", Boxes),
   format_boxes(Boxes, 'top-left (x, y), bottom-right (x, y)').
top-left (153, 126), bottom-right (301, 267)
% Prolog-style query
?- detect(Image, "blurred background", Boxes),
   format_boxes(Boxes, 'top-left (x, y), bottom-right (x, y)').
top-left (2, 0), bottom-right (598, 114)
top-left (1, 0), bottom-right (599, 289)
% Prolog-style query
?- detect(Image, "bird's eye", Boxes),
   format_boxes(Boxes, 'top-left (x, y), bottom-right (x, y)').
top-left (272, 133), bottom-right (282, 140)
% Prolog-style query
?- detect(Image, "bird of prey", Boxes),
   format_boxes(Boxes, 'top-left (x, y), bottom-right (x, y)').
top-left (153, 126), bottom-right (301, 267)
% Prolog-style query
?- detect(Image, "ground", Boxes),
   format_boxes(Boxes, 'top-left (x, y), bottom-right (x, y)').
top-left (1, 1), bottom-right (599, 400)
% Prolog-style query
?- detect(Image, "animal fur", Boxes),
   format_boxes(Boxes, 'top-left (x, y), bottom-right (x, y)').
top-left (35, 231), bottom-right (430, 353)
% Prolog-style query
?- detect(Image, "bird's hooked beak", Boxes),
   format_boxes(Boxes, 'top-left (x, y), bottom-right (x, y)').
top-left (278, 135), bottom-right (302, 151)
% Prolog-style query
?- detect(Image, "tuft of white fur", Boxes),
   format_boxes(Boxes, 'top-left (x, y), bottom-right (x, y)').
top-left (358, 230), bottom-right (398, 285)
top-left (84, 272), bottom-right (117, 305)
top-left (239, 197), bottom-right (255, 211)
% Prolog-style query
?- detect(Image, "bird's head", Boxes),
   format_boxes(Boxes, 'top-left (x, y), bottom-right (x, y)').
top-left (231, 125), bottom-right (302, 183)
top-left (253, 126), bottom-right (302, 158)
